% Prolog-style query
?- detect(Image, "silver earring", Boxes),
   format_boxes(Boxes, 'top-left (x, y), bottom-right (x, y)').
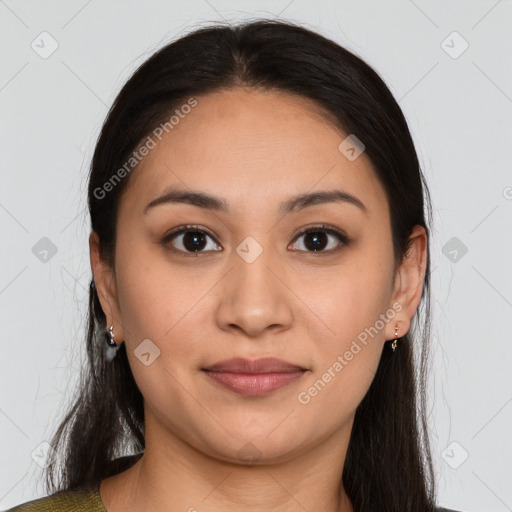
top-left (105, 324), bottom-right (121, 362)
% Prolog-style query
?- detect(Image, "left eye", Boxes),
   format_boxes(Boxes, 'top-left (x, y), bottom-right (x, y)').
top-left (289, 226), bottom-right (348, 253)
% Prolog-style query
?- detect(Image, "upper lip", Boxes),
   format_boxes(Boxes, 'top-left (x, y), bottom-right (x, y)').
top-left (203, 357), bottom-right (306, 373)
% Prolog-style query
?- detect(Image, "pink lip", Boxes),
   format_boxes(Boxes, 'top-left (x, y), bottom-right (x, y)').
top-left (202, 358), bottom-right (307, 396)
top-left (203, 357), bottom-right (306, 373)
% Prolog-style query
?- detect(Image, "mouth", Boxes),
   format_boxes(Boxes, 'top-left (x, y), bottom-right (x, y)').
top-left (201, 357), bottom-right (308, 397)
top-left (202, 357), bottom-right (307, 373)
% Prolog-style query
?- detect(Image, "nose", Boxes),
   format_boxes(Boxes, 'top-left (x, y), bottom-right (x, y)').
top-left (215, 240), bottom-right (294, 339)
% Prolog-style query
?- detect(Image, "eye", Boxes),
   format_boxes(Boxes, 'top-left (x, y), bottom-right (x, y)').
top-left (161, 223), bottom-right (349, 256)
top-left (161, 225), bottom-right (221, 255)
top-left (289, 224), bottom-right (349, 253)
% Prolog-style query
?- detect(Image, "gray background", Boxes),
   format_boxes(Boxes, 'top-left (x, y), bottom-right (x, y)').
top-left (1, 1), bottom-right (511, 510)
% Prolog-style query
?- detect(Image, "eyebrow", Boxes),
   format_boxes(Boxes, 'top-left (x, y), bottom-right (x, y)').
top-left (143, 187), bottom-right (368, 216)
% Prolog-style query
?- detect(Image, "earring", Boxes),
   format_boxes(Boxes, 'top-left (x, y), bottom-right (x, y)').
top-left (105, 324), bottom-right (121, 361)
top-left (391, 325), bottom-right (399, 352)
top-left (105, 325), bottom-right (117, 347)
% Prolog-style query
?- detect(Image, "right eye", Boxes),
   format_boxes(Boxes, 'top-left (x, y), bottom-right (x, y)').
top-left (161, 225), bottom-right (222, 255)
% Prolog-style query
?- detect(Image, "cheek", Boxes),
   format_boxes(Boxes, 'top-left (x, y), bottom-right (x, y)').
top-left (299, 286), bottom-right (387, 426)
top-left (113, 251), bottom-right (205, 416)
top-left (306, 262), bottom-right (392, 347)
top-left (300, 348), bottom-right (381, 431)
top-left (114, 233), bottom-right (182, 330)
top-left (114, 241), bottom-right (210, 370)
top-left (302, 256), bottom-right (393, 405)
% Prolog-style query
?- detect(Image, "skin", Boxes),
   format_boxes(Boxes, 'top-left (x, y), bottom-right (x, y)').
top-left (90, 87), bottom-right (427, 512)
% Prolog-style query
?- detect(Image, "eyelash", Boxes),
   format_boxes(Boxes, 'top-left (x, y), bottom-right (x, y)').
top-left (160, 224), bottom-right (350, 257)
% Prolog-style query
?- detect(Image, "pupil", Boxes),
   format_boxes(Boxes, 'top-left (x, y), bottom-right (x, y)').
top-left (184, 231), bottom-right (206, 252)
top-left (305, 231), bottom-right (327, 251)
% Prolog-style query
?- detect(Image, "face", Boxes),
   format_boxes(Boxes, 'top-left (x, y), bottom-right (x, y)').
top-left (91, 87), bottom-right (426, 465)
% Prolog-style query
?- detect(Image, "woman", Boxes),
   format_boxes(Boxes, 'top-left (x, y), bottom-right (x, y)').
top-left (7, 19), bottom-right (463, 512)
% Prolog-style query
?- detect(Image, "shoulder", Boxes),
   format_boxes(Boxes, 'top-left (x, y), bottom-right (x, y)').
top-left (4, 481), bottom-right (106, 512)
top-left (436, 507), bottom-right (464, 512)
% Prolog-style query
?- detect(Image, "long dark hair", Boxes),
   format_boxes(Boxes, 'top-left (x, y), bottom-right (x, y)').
top-left (44, 19), bottom-right (436, 511)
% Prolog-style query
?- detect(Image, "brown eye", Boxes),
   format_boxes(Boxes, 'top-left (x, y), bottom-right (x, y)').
top-left (289, 225), bottom-right (349, 253)
top-left (162, 226), bottom-right (221, 254)
top-left (161, 223), bottom-right (349, 257)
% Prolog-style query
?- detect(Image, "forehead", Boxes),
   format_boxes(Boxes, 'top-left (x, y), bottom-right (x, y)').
top-left (121, 88), bottom-right (387, 218)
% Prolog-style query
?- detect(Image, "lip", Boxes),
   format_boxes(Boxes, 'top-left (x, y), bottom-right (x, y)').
top-left (202, 358), bottom-right (308, 397)
top-left (203, 357), bottom-right (306, 373)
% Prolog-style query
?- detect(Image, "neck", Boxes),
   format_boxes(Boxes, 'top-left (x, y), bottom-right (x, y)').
top-left (100, 420), bottom-right (355, 512)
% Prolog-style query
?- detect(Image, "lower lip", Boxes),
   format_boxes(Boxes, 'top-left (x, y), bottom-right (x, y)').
top-left (203, 370), bottom-right (306, 396)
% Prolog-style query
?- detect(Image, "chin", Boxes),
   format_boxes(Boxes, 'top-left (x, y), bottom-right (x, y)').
top-left (200, 430), bottom-right (307, 466)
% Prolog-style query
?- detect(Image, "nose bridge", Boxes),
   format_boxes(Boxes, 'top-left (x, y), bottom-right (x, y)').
top-left (235, 235), bottom-right (276, 292)
top-left (215, 234), bottom-right (293, 336)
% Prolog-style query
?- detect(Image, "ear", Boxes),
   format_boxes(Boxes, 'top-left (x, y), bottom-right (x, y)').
top-left (385, 225), bottom-right (428, 341)
top-left (89, 231), bottom-right (124, 342)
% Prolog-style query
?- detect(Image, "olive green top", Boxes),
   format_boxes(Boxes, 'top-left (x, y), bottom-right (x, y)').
top-left (4, 481), bottom-right (106, 511)
top-left (4, 482), bottom-right (463, 512)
